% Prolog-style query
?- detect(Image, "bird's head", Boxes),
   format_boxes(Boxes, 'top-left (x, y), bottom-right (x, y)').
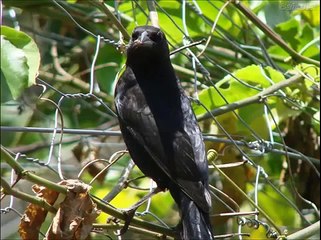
top-left (126, 26), bottom-right (170, 64)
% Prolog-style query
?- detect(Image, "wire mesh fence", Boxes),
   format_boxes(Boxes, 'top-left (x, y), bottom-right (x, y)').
top-left (1, 0), bottom-right (320, 239)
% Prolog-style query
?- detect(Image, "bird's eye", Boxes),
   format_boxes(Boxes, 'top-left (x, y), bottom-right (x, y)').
top-left (131, 31), bottom-right (139, 40)
top-left (149, 31), bottom-right (162, 42)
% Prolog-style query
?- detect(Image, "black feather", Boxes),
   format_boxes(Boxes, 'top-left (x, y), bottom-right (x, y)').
top-left (114, 25), bottom-right (214, 240)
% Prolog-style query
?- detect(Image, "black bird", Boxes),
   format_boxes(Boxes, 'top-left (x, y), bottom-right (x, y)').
top-left (114, 25), bottom-right (214, 240)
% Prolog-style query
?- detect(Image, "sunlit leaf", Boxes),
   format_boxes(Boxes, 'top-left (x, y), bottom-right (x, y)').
top-left (95, 44), bottom-right (124, 95)
top-left (274, 18), bottom-right (300, 49)
top-left (293, 4), bottom-right (320, 27)
top-left (1, 26), bottom-right (40, 102)
top-left (257, 185), bottom-right (300, 226)
top-left (193, 65), bottom-right (285, 117)
top-left (1, 37), bottom-right (28, 101)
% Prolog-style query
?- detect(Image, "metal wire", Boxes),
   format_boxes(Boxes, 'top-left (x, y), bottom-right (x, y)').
top-left (1, 1), bottom-right (319, 239)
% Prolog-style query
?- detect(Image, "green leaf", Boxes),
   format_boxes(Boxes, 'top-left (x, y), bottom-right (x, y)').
top-left (1, 26), bottom-right (40, 102)
top-left (1, 70), bottom-right (14, 103)
top-left (264, 1), bottom-right (291, 28)
top-left (297, 24), bottom-right (319, 58)
top-left (267, 45), bottom-right (290, 59)
top-left (294, 4), bottom-right (320, 27)
top-left (274, 18), bottom-right (300, 50)
top-left (237, 104), bottom-right (269, 139)
top-left (194, 65), bottom-right (285, 116)
top-left (156, 0), bottom-right (208, 43)
top-left (197, 1), bottom-right (242, 38)
top-left (294, 63), bottom-right (320, 87)
top-left (268, 14), bottom-right (319, 61)
top-left (194, 65), bottom-right (288, 139)
top-left (120, 1), bottom-right (211, 46)
top-left (258, 185), bottom-right (300, 226)
top-left (1, 37), bottom-right (29, 101)
top-left (95, 44), bottom-right (124, 95)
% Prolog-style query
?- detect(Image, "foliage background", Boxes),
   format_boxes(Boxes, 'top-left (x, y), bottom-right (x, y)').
top-left (1, 0), bottom-right (320, 239)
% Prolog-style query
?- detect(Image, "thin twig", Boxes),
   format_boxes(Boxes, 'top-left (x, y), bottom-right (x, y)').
top-left (93, 223), bottom-right (174, 239)
top-left (286, 221), bottom-right (320, 240)
top-left (38, 71), bottom-right (114, 103)
top-left (89, 0), bottom-right (130, 41)
top-left (1, 146), bottom-right (67, 194)
top-left (170, 39), bottom-right (206, 55)
top-left (197, 0), bottom-right (231, 58)
top-left (103, 160), bottom-right (135, 202)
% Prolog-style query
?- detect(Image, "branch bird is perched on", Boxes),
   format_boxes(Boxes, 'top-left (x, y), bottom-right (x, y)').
top-left (114, 25), bottom-right (214, 240)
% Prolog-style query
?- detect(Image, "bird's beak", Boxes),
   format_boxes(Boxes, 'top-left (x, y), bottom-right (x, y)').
top-left (138, 31), bottom-right (148, 43)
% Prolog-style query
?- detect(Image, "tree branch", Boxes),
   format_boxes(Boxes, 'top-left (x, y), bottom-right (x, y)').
top-left (232, 1), bottom-right (320, 66)
top-left (197, 74), bottom-right (304, 121)
top-left (1, 177), bottom-right (57, 213)
top-left (286, 221), bottom-right (320, 240)
top-left (0, 146), bottom-right (177, 238)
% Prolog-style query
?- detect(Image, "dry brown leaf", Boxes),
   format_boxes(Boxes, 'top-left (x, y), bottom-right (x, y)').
top-left (19, 185), bottom-right (59, 240)
top-left (46, 179), bottom-right (101, 240)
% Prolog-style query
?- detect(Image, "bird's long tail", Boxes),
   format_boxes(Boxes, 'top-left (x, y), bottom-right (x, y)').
top-left (170, 188), bottom-right (214, 240)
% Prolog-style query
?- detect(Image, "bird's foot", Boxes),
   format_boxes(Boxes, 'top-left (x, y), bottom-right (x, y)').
top-left (116, 207), bottom-right (139, 235)
top-left (106, 216), bottom-right (121, 224)
top-left (107, 187), bottom-right (162, 235)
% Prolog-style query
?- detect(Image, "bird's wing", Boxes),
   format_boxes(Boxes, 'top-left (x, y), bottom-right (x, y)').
top-left (115, 69), bottom-right (210, 212)
top-left (171, 95), bottom-right (212, 212)
top-left (115, 68), bottom-right (170, 177)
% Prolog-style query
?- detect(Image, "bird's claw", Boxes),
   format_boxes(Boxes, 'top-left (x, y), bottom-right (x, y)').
top-left (107, 216), bottom-right (120, 224)
top-left (115, 207), bottom-right (139, 235)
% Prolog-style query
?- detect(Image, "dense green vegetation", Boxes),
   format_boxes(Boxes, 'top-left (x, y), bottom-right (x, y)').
top-left (1, 1), bottom-right (319, 239)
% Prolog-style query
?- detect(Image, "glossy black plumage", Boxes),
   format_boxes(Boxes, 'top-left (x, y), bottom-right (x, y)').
top-left (114, 26), bottom-right (213, 240)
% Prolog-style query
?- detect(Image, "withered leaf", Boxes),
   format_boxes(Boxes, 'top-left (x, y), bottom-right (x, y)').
top-left (46, 179), bottom-right (100, 240)
top-left (19, 185), bottom-right (59, 240)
